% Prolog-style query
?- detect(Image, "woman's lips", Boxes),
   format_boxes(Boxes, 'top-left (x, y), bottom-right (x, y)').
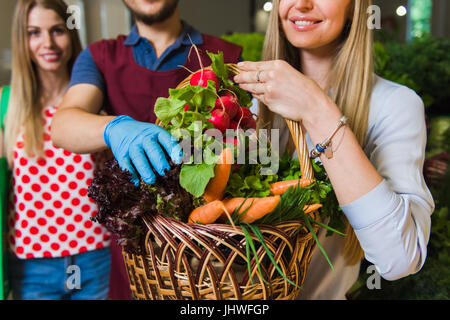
top-left (40, 53), bottom-right (61, 62)
top-left (290, 18), bottom-right (323, 31)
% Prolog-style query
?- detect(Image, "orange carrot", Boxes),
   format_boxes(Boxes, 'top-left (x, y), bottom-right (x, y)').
top-left (188, 200), bottom-right (225, 224)
top-left (303, 203), bottom-right (322, 214)
top-left (269, 179), bottom-right (315, 195)
top-left (222, 197), bottom-right (247, 216)
top-left (223, 196), bottom-right (281, 224)
top-left (203, 148), bottom-right (233, 203)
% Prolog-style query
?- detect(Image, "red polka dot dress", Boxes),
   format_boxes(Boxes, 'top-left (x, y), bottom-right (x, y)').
top-left (7, 105), bottom-right (111, 259)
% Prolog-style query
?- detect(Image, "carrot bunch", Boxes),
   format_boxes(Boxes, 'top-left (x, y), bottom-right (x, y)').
top-left (188, 148), bottom-right (320, 225)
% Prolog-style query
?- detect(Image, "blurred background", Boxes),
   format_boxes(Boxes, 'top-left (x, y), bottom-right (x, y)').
top-left (0, 0), bottom-right (449, 85)
top-left (0, 0), bottom-right (448, 300)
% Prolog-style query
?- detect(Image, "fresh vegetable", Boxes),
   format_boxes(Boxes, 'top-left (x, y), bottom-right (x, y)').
top-left (154, 50), bottom-right (256, 198)
top-left (245, 117), bottom-right (256, 129)
top-left (188, 200), bottom-right (224, 224)
top-left (179, 161), bottom-right (216, 198)
top-left (223, 195), bottom-right (281, 223)
top-left (208, 109), bottom-right (230, 133)
top-left (190, 69), bottom-right (220, 91)
top-left (203, 148), bottom-right (233, 203)
top-left (225, 162), bottom-right (278, 198)
top-left (303, 203), bottom-right (323, 214)
top-left (243, 223), bottom-right (299, 288)
top-left (88, 159), bottom-right (196, 254)
top-left (215, 94), bottom-right (240, 119)
top-left (235, 106), bottom-right (253, 126)
top-left (270, 179), bottom-right (315, 195)
top-left (92, 50), bottom-right (346, 285)
top-left (277, 152), bottom-right (346, 235)
top-left (229, 120), bottom-right (240, 130)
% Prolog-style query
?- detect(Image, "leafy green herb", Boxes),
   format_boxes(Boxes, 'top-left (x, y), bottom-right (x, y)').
top-left (248, 223), bottom-right (299, 288)
top-left (225, 163), bottom-right (278, 198)
top-left (207, 51), bottom-right (228, 84)
top-left (154, 98), bottom-right (186, 126)
top-left (298, 205), bottom-right (335, 272)
top-left (179, 162), bottom-right (215, 198)
top-left (241, 224), bottom-right (267, 285)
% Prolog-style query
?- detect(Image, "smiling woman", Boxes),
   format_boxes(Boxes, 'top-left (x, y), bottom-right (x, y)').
top-left (27, 13), bottom-right (72, 73)
top-left (27, 19), bottom-right (72, 68)
top-left (279, 0), bottom-right (352, 51)
top-left (1, 0), bottom-right (111, 300)
top-left (5, 1), bottom-right (81, 163)
top-left (234, 0), bottom-right (434, 299)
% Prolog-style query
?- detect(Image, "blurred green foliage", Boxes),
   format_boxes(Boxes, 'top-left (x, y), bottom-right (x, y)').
top-left (374, 35), bottom-right (450, 111)
top-left (221, 33), bottom-right (265, 62)
top-left (427, 116), bottom-right (450, 157)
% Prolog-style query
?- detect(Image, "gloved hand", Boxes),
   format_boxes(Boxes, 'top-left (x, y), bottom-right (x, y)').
top-left (104, 115), bottom-right (183, 185)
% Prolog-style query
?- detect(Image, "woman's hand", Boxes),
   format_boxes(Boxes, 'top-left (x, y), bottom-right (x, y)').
top-left (233, 60), bottom-right (336, 128)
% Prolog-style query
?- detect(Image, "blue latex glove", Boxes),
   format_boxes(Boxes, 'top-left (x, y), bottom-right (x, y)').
top-left (104, 115), bottom-right (183, 185)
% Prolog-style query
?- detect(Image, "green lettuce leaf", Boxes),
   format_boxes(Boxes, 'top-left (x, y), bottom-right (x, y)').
top-left (179, 162), bottom-right (215, 197)
top-left (154, 98), bottom-right (186, 126)
top-left (207, 50), bottom-right (228, 83)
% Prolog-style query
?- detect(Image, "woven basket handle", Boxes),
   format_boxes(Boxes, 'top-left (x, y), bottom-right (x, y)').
top-left (285, 120), bottom-right (314, 180)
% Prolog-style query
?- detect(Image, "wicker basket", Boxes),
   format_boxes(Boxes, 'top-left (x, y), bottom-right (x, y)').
top-left (121, 64), bottom-right (320, 300)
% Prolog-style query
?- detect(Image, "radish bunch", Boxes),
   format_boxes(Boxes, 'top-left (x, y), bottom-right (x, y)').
top-left (210, 92), bottom-right (256, 133)
top-left (189, 68), bottom-right (256, 134)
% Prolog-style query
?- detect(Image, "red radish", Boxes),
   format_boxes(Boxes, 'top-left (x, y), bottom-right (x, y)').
top-left (229, 120), bottom-right (240, 130)
top-left (219, 91), bottom-right (239, 101)
top-left (235, 107), bottom-right (253, 125)
top-left (184, 104), bottom-right (190, 111)
top-left (245, 117), bottom-right (256, 129)
top-left (214, 95), bottom-right (239, 119)
top-left (208, 109), bottom-right (230, 133)
top-left (219, 91), bottom-right (234, 98)
top-left (190, 69), bottom-right (220, 91)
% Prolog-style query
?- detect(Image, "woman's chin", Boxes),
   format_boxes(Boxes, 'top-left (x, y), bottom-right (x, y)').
top-left (35, 61), bottom-right (67, 73)
top-left (288, 37), bottom-right (341, 53)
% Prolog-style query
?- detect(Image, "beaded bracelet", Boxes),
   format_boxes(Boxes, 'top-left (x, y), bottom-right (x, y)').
top-left (310, 116), bottom-right (349, 159)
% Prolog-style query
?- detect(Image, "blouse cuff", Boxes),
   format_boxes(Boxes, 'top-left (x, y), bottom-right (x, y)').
top-left (340, 179), bottom-right (401, 230)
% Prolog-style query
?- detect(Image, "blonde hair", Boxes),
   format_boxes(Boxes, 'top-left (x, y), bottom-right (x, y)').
top-left (4, 0), bottom-right (82, 166)
top-left (259, 0), bottom-right (374, 265)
